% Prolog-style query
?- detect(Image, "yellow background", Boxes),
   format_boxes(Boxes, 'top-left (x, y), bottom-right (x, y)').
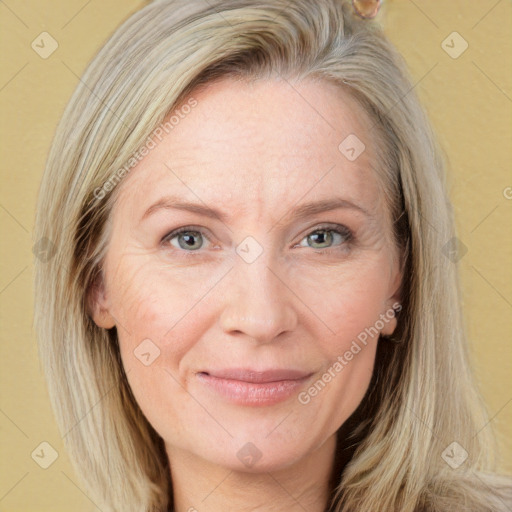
top-left (0, 0), bottom-right (511, 510)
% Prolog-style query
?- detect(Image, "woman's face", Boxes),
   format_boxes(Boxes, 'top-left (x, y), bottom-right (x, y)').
top-left (92, 77), bottom-right (401, 472)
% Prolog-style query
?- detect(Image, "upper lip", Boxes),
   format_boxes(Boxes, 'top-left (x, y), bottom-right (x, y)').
top-left (198, 368), bottom-right (312, 383)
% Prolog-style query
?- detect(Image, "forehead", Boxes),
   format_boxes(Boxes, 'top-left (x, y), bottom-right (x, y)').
top-left (113, 76), bottom-right (382, 222)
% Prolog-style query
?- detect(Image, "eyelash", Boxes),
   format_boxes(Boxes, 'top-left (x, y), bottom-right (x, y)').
top-left (161, 223), bottom-right (354, 258)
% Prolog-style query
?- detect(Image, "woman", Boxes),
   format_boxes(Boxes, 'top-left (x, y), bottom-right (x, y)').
top-left (33, 0), bottom-right (512, 510)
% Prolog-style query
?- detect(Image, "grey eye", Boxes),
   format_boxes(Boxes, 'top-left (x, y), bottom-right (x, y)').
top-left (170, 230), bottom-right (204, 251)
top-left (298, 228), bottom-right (350, 250)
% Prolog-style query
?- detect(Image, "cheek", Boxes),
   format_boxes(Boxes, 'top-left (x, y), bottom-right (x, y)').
top-left (314, 344), bottom-right (377, 438)
top-left (108, 255), bottom-right (210, 395)
top-left (282, 259), bottom-right (388, 429)
top-left (108, 256), bottom-right (197, 345)
top-left (106, 260), bottom-right (191, 401)
top-left (293, 255), bottom-right (392, 354)
top-left (111, 275), bottom-right (193, 435)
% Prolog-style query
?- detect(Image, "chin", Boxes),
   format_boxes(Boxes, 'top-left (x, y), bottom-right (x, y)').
top-left (185, 416), bottom-right (334, 475)
top-left (209, 439), bottom-right (312, 473)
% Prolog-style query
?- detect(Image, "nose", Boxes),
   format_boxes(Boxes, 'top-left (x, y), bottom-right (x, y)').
top-left (218, 254), bottom-right (298, 344)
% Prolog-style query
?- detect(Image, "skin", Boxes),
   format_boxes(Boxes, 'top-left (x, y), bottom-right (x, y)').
top-left (91, 76), bottom-right (402, 511)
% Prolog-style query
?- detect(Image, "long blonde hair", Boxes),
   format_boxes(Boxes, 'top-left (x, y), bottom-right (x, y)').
top-left (33, 1), bottom-right (512, 510)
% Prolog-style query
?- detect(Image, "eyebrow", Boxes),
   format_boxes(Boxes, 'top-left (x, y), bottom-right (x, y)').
top-left (140, 194), bottom-right (372, 224)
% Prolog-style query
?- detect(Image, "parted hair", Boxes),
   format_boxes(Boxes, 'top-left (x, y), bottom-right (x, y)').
top-left (33, 1), bottom-right (512, 510)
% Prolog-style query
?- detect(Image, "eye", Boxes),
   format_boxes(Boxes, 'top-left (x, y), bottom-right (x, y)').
top-left (162, 226), bottom-right (210, 252)
top-left (296, 224), bottom-right (353, 251)
top-left (161, 223), bottom-right (354, 255)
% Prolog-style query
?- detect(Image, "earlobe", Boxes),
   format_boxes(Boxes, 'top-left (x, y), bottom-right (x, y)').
top-left (381, 265), bottom-right (403, 337)
top-left (381, 301), bottom-right (401, 336)
top-left (88, 272), bottom-right (116, 329)
top-left (92, 305), bottom-right (116, 329)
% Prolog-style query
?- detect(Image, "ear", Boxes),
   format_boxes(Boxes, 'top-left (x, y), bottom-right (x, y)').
top-left (381, 259), bottom-right (403, 336)
top-left (88, 271), bottom-right (116, 329)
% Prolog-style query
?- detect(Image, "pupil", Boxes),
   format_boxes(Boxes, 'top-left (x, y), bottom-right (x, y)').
top-left (182, 233), bottom-right (199, 248)
top-left (311, 230), bottom-right (331, 247)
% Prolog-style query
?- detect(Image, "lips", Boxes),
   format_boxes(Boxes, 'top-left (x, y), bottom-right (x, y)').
top-left (200, 368), bottom-right (311, 383)
top-left (196, 368), bottom-right (313, 406)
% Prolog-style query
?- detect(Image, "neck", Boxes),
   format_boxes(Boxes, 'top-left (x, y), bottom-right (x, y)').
top-left (167, 433), bottom-right (337, 512)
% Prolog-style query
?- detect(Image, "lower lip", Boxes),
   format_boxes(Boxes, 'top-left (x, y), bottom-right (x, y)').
top-left (196, 373), bottom-right (310, 406)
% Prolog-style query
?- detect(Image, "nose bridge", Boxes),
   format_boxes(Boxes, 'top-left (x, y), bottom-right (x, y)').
top-left (218, 243), bottom-right (297, 343)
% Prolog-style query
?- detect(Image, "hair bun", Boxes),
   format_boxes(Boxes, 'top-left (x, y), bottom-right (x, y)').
top-left (351, 0), bottom-right (382, 19)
